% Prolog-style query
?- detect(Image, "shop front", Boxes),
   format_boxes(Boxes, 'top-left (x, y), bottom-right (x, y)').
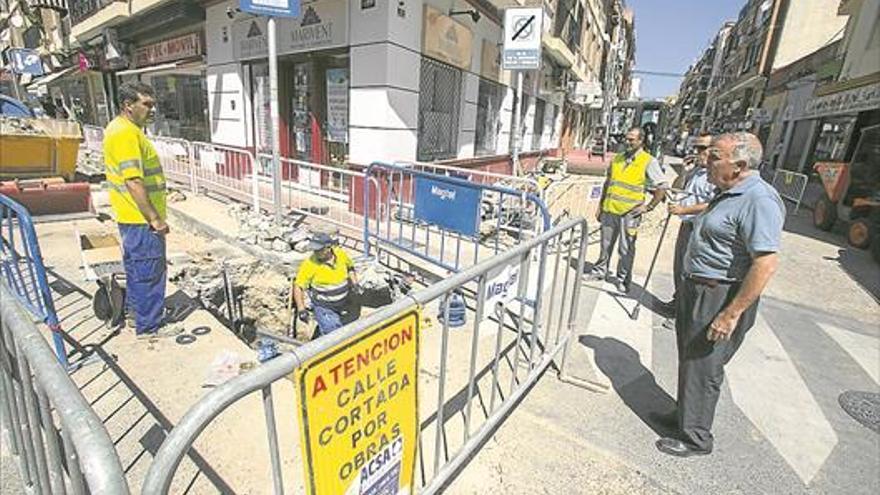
top-left (233, 0), bottom-right (349, 166)
top-left (801, 73), bottom-right (880, 170)
top-left (118, 31), bottom-right (210, 142)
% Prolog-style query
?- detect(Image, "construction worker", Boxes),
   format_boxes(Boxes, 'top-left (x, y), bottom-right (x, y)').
top-left (588, 127), bottom-right (668, 293)
top-left (104, 82), bottom-right (180, 340)
top-left (659, 133), bottom-right (716, 319)
top-left (293, 233), bottom-right (362, 336)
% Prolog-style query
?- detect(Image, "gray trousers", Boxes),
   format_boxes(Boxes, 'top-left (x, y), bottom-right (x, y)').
top-left (675, 278), bottom-right (758, 451)
top-left (594, 210), bottom-right (641, 285)
top-left (671, 221), bottom-right (694, 302)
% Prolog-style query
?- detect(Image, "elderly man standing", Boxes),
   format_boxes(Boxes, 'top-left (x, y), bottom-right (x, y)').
top-left (104, 82), bottom-right (180, 339)
top-left (656, 132), bottom-right (785, 457)
top-left (589, 127), bottom-right (668, 293)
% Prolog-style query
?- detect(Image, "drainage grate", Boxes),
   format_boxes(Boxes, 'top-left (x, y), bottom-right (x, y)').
top-left (838, 391), bottom-right (880, 433)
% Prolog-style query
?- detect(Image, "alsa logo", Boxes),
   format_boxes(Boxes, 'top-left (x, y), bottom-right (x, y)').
top-left (430, 185), bottom-right (456, 201)
top-left (486, 270), bottom-right (518, 299)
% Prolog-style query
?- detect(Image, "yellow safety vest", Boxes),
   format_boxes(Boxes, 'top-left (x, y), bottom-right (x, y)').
top-left (602, 150), bottom-right (652, 215)
top-left (294, 247), bottom-right (354, 306)
top-left (103, 116), bottom-right (167, 224)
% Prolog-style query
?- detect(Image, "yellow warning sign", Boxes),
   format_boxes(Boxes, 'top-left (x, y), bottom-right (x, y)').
top-left (296, 308), bottom-right (420, 495)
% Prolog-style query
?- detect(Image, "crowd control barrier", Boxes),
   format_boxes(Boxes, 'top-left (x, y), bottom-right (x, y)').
top-left (363, 161), bottom-right (551, 273)
top-left (0, 194), bottom-right (68, 368)
top-left (142, 216), bottom-right (590, 494)
top-left (0, 284), bottom-right (130, 494)
top-left (771, 168), bottom-right (808, 214)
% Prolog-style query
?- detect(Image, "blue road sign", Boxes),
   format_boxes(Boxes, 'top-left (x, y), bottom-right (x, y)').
top-left (414, 177), bottom-right (481, 238)
top-left (7, 49), bottom-right (44, 76)
top-left (240, 0), bottom-right (300, 17)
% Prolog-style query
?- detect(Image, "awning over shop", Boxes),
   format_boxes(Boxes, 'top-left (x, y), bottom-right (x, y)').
top-left (115, 59), bottom-right (203, 77)
top-left (26, 66), bottom-right (76, 88)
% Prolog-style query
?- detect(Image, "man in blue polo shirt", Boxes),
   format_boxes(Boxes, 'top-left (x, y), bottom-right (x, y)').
top-left (655, 132), bottom-right (785, 458)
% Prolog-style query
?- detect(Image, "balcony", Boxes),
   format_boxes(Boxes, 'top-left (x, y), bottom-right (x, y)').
top-left (70, 0), bottom-right (129, 41)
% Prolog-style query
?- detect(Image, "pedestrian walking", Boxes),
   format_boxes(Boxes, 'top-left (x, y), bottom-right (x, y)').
top-left (588, 127), bottom-right (668, 293)
top-left (104, 82), bottom-right (180, 339)
top-left (655, 132), bottom-right (785, 457)
top-left (658, 133), bottom-right (716, 320)
top-left (293, 233), bottom-right (362, 337)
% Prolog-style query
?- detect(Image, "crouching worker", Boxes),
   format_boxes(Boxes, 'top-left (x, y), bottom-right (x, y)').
top-left (292, 233), bottom-right (362, 337)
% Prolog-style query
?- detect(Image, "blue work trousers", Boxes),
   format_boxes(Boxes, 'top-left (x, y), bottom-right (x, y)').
top-left (119, 224), bottom-right (166, 334)
top-left (313, 297), bottom-right (361, 337)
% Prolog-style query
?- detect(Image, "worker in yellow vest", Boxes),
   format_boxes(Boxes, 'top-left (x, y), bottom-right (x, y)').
top-left (588, 127), bottom-right (668, 293)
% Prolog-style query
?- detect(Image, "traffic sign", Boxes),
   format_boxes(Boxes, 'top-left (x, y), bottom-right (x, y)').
top-left (296, 308), bottom-right (420, 495)
top-left (502, 7), bottom-right (543, 70)
top-left (239, 0), bottom-right (300, 17)
top-left (7, 49), bottom-right (43, 76)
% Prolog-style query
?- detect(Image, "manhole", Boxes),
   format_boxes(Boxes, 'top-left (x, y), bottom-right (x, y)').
top-left (838, 390), bottom-right (880, 433)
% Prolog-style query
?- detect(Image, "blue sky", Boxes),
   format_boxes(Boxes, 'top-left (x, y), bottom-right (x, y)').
top-left (627, 0), bottom-right (744, 99)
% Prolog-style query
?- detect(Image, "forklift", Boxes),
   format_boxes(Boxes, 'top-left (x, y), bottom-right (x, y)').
top-left (813, 124), bottom-right (880, 264)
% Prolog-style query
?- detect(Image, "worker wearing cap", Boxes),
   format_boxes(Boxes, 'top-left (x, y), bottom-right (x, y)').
top-left (660, 133), bottom-right (717, 318)
top-left (589, 127), bottom-right (668, 293)
top-left (104, 81), bottom-right (179, 339)
top-left (293, 233), bottom-right (362, 336)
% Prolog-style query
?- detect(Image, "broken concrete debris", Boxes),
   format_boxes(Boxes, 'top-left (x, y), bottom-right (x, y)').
top-left (228, 204), bottom-right (312, 253)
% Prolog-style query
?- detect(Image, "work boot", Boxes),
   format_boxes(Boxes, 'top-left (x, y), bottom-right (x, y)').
top-left (615, 280), bottom-right (630, 294)
top-left (136, 323), bottom-right (184, 340)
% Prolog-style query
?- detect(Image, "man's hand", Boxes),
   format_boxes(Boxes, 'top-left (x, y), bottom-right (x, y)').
top-left (630, 204), bottom-right (647, 216)
top-left (707, 309), bottom-right (740, 341)
top-left (668, 203), bottom-right (684, 216)
top-left (595, 209), bottom-right (602, 223)
top-left (149, 218), bottom-right (170, 235)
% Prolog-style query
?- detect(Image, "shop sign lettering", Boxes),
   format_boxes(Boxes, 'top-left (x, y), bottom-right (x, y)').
top-left (296, 308), bottom-right (419, 495)
top-left (234, 0), bottom-right (348, 60)
top-left (804, 82), bottom-right (880, 118)
top-left (135, 33), bottom-right (203, 67)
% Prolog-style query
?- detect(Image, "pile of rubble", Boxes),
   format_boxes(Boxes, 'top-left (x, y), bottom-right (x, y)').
top-left (228, 204), bottom-right (312, 254)
top-left (0, 116), bottom-right (45, 136)
top-left (76, 148), bottom-right (105, 177)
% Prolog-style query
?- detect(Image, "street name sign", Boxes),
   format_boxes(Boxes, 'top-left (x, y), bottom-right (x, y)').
top-left (239, 0), bottom-right (300, 17)
top-left (296, 308), bottom-right (420, 495)
top-left (502, 7), bottom-right (543, 70)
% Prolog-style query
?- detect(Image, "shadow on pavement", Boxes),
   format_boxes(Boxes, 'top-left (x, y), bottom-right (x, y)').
top-left (579, 335), bottom-right (678, 437)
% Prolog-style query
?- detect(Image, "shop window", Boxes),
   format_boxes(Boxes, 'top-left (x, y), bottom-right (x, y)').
top-left (417, 57), bottom-right (462, 161)
top-left (813, 116), bottom-right (856, 163)
top-left (474, 78), bottom-right (504, 157)
top-left (532, 99), bottom-right (546, 151)
top-left (149, 73), bottom-right (209, 142)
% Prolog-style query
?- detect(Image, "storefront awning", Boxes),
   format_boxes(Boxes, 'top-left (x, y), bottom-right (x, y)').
top-left (26, 66), bottom-right (76, 88)
top-left (115, 59), bottom-right (204, 77)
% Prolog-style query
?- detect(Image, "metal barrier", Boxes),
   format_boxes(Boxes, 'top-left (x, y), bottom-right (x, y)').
top-left (0, 195), bottom-right (68, 369)
top-left (399, 160), bottom-right (540, 192)
top-left (771, 168), bottom-right (808, 214)
top-left (151, 136), bottom-right (195, 192)
top-left (257, 154), bottom-right (366, 233)
top-left (81, 125), bottom-right (103, 153)
top-left (363, 161), bottom-right (551, 273)
top-left (543, 177), bottom-right (606, 225)
top-left (142, 216), bottom-right (589, 494)
top-left (0, 283), bottom-right (131, 494)
top-left (188, 141), bottom-right (262, 212)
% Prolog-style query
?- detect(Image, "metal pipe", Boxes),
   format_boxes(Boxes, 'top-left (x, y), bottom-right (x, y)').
top-left (37, 385), bottom-right (67, 494)
top-left (432, 294), bottom-right (452, 476)
top-left (17, 354), bottom-right (51, 493)
top-left (262, 385), bottom-right (284, 495)
top-left (463, 276), bottom-right (487, 441)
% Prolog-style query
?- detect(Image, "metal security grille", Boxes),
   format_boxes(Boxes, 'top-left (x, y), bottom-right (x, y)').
top-left (418, 57), bottom-right (462, 161)
top-left (475, 78), bottom-right (505, 156)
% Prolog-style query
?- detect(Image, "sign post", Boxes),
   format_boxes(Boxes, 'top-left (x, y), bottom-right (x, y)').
top-left (296, 308), bottom-right (421, 495)
top-left (240, 1), bottom-right (301, 222)
top-left (502, 8), bottom-right (543, 177)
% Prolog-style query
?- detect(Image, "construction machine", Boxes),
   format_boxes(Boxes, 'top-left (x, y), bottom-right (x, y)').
top-left (813, 124), bottom-right (880, 263)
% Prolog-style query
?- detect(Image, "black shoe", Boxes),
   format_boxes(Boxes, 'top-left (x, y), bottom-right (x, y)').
top-left (615, 280), bottom-right (630, 294)
top-left (648, 411), bottom-right (678, 429)
top-left (655, 437), bottom-right (712, 458)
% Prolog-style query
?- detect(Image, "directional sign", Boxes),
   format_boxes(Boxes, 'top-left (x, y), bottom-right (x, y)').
top-left (502, 7), bottom-right (543, 70)
top-left (239, 0), bottom-right (300, 17)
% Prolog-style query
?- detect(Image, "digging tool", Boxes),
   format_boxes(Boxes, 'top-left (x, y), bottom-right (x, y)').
top-left (631, 210), bottom-right (673, 321)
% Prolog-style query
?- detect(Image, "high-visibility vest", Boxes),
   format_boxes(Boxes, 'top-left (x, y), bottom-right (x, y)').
top-left (103, 116), bottom-right (167, 224)
top-left (602, 150), bottom-right (652, 215)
